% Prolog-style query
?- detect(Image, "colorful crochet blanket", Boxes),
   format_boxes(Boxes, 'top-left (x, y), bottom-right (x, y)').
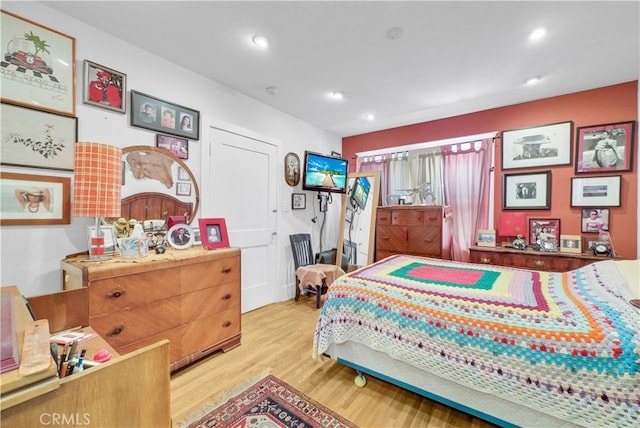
top-left (314, 255), bottom-right (640, 427)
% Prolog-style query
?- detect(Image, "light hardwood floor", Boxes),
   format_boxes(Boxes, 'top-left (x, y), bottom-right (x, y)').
top-left (171, 298), bottom-right (496, 428)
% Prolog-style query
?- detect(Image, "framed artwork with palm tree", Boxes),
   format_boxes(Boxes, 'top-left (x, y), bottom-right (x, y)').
top-left (0, 10), bottom-right (76, 116)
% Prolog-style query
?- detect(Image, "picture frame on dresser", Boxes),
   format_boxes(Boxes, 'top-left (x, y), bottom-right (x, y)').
top-left (502, 171), bottom-right (551, 210)
top-left (199, 218), bottom-right (230, 249)
top-left (476, 229), bottom-right (496, 247)
top-left (501, 121), bottom-right (572, 170)
top-left (86, 225), bottom-right (118, 256)
top-left (570, 175), bottom-right (621, 207)
top-left (575, 121), bottom-right (634, 174)
top-left (528, 218), bottom-right (560, 247)
top-left (560, 234), bottom-right (582, 254)
top-left (167, 224), bottom-right (194, 250)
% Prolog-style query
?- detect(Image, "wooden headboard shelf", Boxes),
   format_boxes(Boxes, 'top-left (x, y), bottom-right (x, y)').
top-left (120, 192), bottom-right (193, 223)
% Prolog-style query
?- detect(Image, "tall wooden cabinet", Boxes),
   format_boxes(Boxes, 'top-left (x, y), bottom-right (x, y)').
top-left (375, 206), bottom-right (447, 261)
top-left (61, 247), bottom-right (241, 371)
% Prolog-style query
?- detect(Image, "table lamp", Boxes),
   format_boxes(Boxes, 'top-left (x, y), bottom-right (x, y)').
top-left (498, 212), bottom-right (527, 248)
top-left (73, 142), bottom-right (122, 261)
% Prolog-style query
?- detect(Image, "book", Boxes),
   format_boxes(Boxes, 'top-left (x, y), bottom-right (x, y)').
top-left (49, 330), bottom-right (96, 345)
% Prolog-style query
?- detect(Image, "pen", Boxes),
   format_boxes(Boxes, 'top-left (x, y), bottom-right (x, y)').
top-left (66, 360), bottom-right (76, 376)
top-left (59, 360), bottom-right (69, 378)
top-left (58, 351), bottom-right (67, 376)
top-left (77, 348), bottom-right (87, 368)
top-left (69, 339), bottom-right (78, 362)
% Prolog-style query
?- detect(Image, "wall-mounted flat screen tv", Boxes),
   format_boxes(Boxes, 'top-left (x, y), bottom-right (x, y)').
top-left (302, 151), bottom-right (348, 194)
top-left (350, 176), bottom-right (371, 210)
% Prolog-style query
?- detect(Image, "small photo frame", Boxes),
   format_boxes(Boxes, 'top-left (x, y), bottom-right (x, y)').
top-left (130, 90), bottom-right (200, 140)
top-left (502, 171), bottom-right (551, 210)
top-left (570, 175), bottom-right (621, 207)
top-left (156, 134), bottom-right (188, 159)
top-left (176, 182), bottom-right (191, 196)
top-left (199, 218), bottom-right (230, 250)
top-left (284, 152), bottom-right (300, 186)
top-left (476, 229), bottom-right (496, 247)
top-left (83, 60), bottom-right (126, 113)
top-left (501, 121), bottom-right (572, 170)
top-left (192, 227), bottom-right (202, 246)
top-left (559, 234), bottom-right (582, 254)
top-left (167, 224), bottom-right (194, 250)
top-left (581, 208), bottom-right (610, 233)
top-left (0, 172), bottom-right (70, 225)
top-left (345, 207), bottom-right (354, 224)
top-left (86, 225), bottom-right (118, 256)
top-left (292, 193), bottom-right (306, 210)
top-left (177, 166), bottom-right (191, 181)
top-left (528, 218), bottom-right (560, 247)
top-left (575, 121), bottom-right (635, 174)
top-left (539, 239), bottom-right (559, 253)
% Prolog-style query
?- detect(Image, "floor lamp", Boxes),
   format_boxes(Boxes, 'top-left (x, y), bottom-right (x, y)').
top-left (73, 142), bottom-right (122, 261)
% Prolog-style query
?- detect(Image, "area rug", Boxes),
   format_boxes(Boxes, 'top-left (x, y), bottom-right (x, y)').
top-left (180, 374), bottom-right (357, 428)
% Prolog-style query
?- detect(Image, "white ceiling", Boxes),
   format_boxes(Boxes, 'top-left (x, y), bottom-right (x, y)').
top-left (42, 1), bottom-right (639, 138)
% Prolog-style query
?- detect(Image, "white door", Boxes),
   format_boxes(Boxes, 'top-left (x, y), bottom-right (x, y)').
top-left (206, 126), bottom-right (278, 313)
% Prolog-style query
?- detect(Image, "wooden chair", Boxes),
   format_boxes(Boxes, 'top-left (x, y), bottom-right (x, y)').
top-left (290, 233), bottom-right (328, 308)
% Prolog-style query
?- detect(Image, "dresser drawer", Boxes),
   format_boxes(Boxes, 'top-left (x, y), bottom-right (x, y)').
top-left (375, 225), bottom-right (406, 251)
top-left (181, 307), bottom-right (240, 357)
top-left (391, 210), bottom-right (427, 226)
top-left (89, 271), bottom-right (180, 316)
top-left (181, 256), bottom-right (240, 294)
top-left (116, 326), bottom-right (183, 363)
top-left (469, 250), bottom-right (502, 265)
top-left (181, 281), bottom-right (239, 324)
top-left (407, 227), bottom-right (440, 254)
top-left (90, 298), bottom-right (181, 348)
top-left (377, 211), bottom-right (392, 225)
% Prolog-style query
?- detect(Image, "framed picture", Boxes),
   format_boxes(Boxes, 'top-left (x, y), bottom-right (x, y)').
top-left (167, 224), bottom-right (194, 250)
top-left (528, 218), bottom-right (560, 247)
top-left (0, 10), bottom-right (76, 116)
top-left (501, 121), bottom-right (572, 170)
top-left (476, 229), bottom-right (496, 247)
top-left (192, 227), bottom-right (202, 246)
top-left (1, 103), bottom-right (77, 171)
top-left (176, 182), bottom-right (191, 196)
top-left (559, 234), bottom-right (582, 254)
top-left (199, 218), bottom-right (230, 250)
top-left (581, 208), bottom-right (610, 233)
top-left (0, 172), bottom-right (70, 225)
top-left (331, 151), bottom-right (342, 157)
top-left (539, 239), bottom-right (559, 253)
top-left (130, 90), bottom-right (200, 140)
top-left (570, 175), bottom-right (621, 207)
top-left (82, 60), bottom-right (126, 113)
top-left (156, 134), bottom-right (189, 159)
top-left (284, 152), bottom-right (300, 186)
top-left (86, 225), bottom-right (118, 256)
top-left (502, 171), bottom-right (551, 210)
top-left (575, 121), bottom-right (635, 174)
top-left (292, 193), bottom-right (306, 210)
top-left (177, 166), bottom-right (191, 181)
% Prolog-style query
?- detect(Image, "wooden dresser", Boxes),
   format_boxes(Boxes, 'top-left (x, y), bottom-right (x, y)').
top-left (61, 246), bottom-right (241, 371)
top-left (375, 206), bottom-right (445, 261)
top-left (469, 245), bottom-right (613, 272)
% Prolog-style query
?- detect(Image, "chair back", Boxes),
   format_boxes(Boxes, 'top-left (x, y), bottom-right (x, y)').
top-left (290, 234), bottom-right (314, 269)
top-left (341, 239), bottom-right (358, 271)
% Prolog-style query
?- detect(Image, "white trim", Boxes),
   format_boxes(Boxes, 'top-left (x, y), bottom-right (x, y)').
top-left (355, 131), bottom-right (498, 157)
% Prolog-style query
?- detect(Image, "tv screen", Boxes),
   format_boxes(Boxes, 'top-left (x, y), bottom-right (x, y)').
top-left (350, 176), bottom-right (370, 210)
top-left (302, 151), bottom-right (348, 193)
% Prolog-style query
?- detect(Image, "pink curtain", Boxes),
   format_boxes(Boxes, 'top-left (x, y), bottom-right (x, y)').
top-left (357, 154), bottom-right (391, 206)
top-left (442, 139), bottom-right (492, 261)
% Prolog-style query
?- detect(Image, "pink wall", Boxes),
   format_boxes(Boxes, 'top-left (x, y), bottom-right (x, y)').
top-left (343, 81), bottom-right (638, 259)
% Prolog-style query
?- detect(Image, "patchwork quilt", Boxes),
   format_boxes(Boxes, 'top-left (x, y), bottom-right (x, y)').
top-left (313, 255), bottom-right (640, 427)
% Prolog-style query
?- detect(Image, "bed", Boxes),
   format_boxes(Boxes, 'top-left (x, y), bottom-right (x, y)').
top-left (313, 255), bottom-right (639, 427)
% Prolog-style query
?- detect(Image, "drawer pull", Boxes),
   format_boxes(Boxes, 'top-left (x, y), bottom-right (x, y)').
top-left (222, 267), bottom-right (232, 274)
top-left (106, 290), bottom-right (125, 299)
top-left (107, 325), bottom-right (125, 337)
top-left (480, 257), bottom-right (491, 264)
top-left (222, 293), bottom-right (232, 300)
top-left (534, 260), bottom-right (545, 267)
top-left (380, 236), bottom-right (389, 241)
top-left (222, 321), bottom-right (232, 328)
top-left (403, 229), bottom-right (408, 241)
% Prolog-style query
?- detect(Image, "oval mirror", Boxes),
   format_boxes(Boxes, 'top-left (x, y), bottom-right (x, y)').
top-left (109, 145), bottom-right (199, 229)
top-left (337, 171), bottom-right (380, 271)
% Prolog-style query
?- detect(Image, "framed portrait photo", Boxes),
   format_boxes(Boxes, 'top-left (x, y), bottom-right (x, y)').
top-left (501, 121), bottom-right (572, 170)
top-left (199, 218), bottom-right (230, 250)
top-left (1, 103), bottom-right (77, 171)
top-left (559, 234), bottom-right (582, 254)
top-left (167, 224), bottom-right (195, 250)
top-left (0, 172), bottom-right (70, 226)
top-left (1, 10), bottom-right (76, 116)
top-left (284, 152), bottom-right (300, 186)
top-left (581, 208), bottom-right (610, 233)
top-left (575, 121), bottom-right (635, 174)
top-left (528, 218), bottom-right (560, 247)
top-left (292, 193), bottom-right (306, 210)
top-left (570, 175), bottom-right (621, 207)
top-left (130, 90), bottom-right (200, 140)
top-left (83, 60), bottom-right (126, 113)
top-left (476, 229), bottom-right (496, 247)
top-left (156, 134), bottom-right (189, 159)
top-left (502, 170), bottom-right (551, 210)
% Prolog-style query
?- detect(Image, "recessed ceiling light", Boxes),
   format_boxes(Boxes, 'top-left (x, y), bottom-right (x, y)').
top-left (525, 76), bottom-right (541, 85)
top-left (386, 27), bottom-right (403, 40)
top-left (529, 27), bottom-right (546, 41)
top-left (265, 86), bottom-right (278, 95)
top-left (330, 91), bottom-right (344, 100)
top-left (365, 113), bottom-right (375, 121)
top-left (252, 35), bottom-right (269, 48)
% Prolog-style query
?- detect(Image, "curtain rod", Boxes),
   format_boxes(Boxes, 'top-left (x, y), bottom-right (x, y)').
top-left (355, 131), bottom-right (498, 158)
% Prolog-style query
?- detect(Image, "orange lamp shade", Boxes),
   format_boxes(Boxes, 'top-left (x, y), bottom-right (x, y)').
top-left (73, 142), bottom-right (122, 218)
top-left (499, 212), bottom-right (527, 237)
